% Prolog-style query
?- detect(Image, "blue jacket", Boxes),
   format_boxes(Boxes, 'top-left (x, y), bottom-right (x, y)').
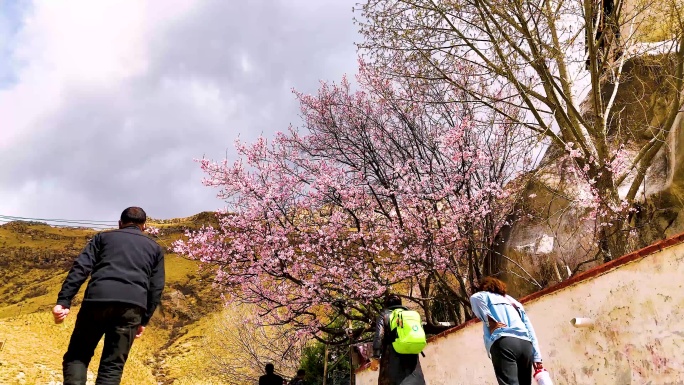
top-left (469, 291), bottom-right (542, 362)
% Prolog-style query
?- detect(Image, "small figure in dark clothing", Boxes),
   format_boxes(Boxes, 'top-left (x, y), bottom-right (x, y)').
top-left (288, 369), bottom-right (307, 385)
top-left (259, 363), bottom-right (284, 385)
top-left (371, 294), bottom-right (426, 385)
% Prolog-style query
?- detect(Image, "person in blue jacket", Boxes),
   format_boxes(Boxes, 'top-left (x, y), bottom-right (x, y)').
top-left (470, 277), bottom-right (543, 385)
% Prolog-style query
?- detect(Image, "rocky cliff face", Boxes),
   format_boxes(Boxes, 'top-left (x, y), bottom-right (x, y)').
top-left (500, 54), bottom-right (684, 296)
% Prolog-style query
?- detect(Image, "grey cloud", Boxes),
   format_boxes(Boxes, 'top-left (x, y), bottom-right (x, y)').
top-left (0, 0), bottom-right (359, 221)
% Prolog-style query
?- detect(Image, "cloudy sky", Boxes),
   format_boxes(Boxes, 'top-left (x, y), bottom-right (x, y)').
top-left (0, 0), bottom-right (359, 223)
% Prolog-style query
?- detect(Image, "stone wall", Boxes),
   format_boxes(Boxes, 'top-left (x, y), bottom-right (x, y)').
top-left (356, 234), bottom-right (684, 384)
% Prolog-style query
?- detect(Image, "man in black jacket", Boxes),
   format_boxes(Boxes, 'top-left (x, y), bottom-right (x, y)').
top-left (52, 207), bottom-right (165, 385)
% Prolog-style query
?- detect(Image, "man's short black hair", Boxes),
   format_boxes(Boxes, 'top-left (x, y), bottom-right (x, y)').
top-left (384, 293), bottom-right (402, 307)
top-left (297, 369), bottom-right (305, 376)
top-left (120, 207), bottom-right (147, 225)
top-left (265, 363), bottom-right (274, 374)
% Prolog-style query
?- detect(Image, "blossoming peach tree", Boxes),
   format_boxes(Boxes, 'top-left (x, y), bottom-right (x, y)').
top-left (174, 67), bottom-right (537, 341)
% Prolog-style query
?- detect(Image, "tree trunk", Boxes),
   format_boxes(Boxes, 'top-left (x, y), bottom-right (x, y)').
top-left (598, 224), bottom-right (626, 262)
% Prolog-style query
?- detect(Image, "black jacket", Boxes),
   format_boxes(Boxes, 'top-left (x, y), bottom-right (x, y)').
top-left (56, 226), bottom-right (165, 325)
top-left (259, 373), bottom-right (283, 385)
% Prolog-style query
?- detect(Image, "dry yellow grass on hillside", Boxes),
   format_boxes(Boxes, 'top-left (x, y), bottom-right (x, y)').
top-left (0, 216), bottom-right (242, 384)
top-left (0, 311), bottom-right (160, 385)
top-left (0, 305), bottom-right (293, 385)
top-left (0, 215), bottom-right (308, 384)
top-left (0, 310), bottom-right (234, 385)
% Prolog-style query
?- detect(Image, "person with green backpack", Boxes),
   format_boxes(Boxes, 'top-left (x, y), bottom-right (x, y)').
top-left (370, 294), bottom-right (427, 385)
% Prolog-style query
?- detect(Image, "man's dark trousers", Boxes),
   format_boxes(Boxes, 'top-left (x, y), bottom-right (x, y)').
top-left (490, 336), bottom-right (533, 385)
top-left (63, 302), bottom-right (144, 385)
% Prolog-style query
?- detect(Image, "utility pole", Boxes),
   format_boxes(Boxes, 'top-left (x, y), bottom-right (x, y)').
top-left (348, 319), bottom-right (355, 385)
top-left (322, 344), bottom-right (329, 385)
top-left (349, 344), bottom-right (355, 385)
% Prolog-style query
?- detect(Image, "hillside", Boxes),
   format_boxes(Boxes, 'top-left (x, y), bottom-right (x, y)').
top-left (0, 213), bottom-right (233, 385)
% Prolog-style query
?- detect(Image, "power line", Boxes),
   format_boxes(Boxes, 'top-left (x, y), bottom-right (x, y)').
top-left (0, 219), bottom-right (114, 230)
top-left (0, 214), bottom-right (180, 253)
top-left (0, 214), bottom-right (117, 230)
top-left (0, 213), bottom-right (177, 238)
top-left (0, 214), bottom-right (117, 224)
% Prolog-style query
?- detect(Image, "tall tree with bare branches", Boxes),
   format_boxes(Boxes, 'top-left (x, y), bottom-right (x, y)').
top-left (358, 0), bottom-right (684, 261)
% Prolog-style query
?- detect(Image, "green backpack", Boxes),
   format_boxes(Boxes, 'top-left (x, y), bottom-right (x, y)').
top-left (389, 308), bottom-right (427, 354)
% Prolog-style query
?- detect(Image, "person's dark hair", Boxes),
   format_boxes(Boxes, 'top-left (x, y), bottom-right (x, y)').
top-left (265, 363), bottom-right (274, 374)
top-left (478, 276), bottom-right (507, 296)
top-left (297, 369), bottom-right (305, 376)
top-left (120, 207), bottom-right (147, 225)
top-left (384, 293), bottom-right (402, 307)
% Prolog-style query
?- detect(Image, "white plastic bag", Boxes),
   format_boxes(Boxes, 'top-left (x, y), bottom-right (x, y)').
top-left (534, 368), bottom-right (554, 385)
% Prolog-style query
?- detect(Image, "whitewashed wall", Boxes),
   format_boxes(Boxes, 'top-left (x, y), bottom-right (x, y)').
top-left (357, 237), bottom-right (684, 384)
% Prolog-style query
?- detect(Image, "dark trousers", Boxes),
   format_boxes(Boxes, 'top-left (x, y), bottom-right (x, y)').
top-left (63, 302), bottom-right (143, 385)
top-left (490, 337), bottom-right (533, 385)
top-left (378, 345), bottom-right (425, 385)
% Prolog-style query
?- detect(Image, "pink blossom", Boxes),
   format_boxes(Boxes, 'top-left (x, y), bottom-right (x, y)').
top-left (174, 65), bottom-right (537, 338)
top-left (145, 226), bottom-right (160, 236)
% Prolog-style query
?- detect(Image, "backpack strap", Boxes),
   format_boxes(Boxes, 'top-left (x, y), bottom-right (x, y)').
top-left (386, 309), bottom-right (399, 343)
top-left (389, 307), bottom-right (404, 329)
top-left (504, 295), bottom-right (523, 319)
